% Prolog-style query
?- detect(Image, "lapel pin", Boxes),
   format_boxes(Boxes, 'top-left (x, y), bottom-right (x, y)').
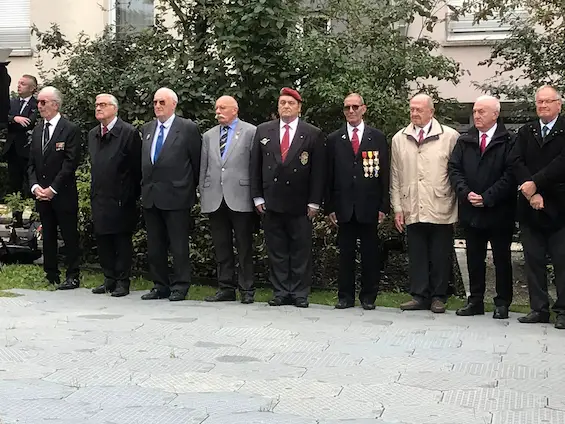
top-left (341, 134), bottom-right (346, 139)
top-left (260, 138), bottom-right (270, 145)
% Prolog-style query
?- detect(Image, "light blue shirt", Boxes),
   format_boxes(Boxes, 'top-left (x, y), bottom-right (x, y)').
top-left (221, 118), bottom-right (238, 160)
top-left (540, 116), bottom-right (558, 136)
top-left (151, 114), bottom-right (176, 163)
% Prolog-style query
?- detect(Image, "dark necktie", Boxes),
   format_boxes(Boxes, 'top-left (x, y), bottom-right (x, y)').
top-left (19, 98), bottom-right (25, 113)
top-left (42, 122), bottom-right (51, 153)
top-left (542, 125), bottom-right (549, 140)
top-left (219, 126), bottom-right (229, 158)
top-left (102, 126), bottom-right (109, 136)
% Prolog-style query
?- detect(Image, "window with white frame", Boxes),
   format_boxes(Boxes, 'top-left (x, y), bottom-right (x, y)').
top-left (113, 0), bottom-right (155, 34)
top-left (0, 0), bottom-right (31, 55)
top-left (446, 0), bottom-right (526, 43)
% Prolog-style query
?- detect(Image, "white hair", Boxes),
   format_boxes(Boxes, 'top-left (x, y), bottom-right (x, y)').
top-left (96, 93), bottom-right (119, 109)
top-left (155, 87), bottom-right (178, 104)
top-left (39, 86), bottom-right (63, 108)
top-left (535, 85), bottom-right (562, 102)
top-left (411, 93), bottom-right (434, 109)
top-left (475, 95), bottom-right (501, 112)
top-left (345, 92), bottom-right (365, 105)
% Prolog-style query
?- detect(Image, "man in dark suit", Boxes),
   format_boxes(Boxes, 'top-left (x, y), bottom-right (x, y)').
top-left (511, 85), bottom-right (565, 329)
top-left (140, 87), bottom-right (202, 302)
top-left (89, 93), bottom-right (142, 297)
top-left (250, 87), bottom-right (326, 308)
top-left (28, 86), bottom-right (81, 289)
top-left (449, 95), bottom-right (516, 320)
top-left (200, 95), bottom-right (257, 304)
top-left (325, 93), bottom-right (389, 310)
top-left (5, 74), bottom-right (38, 226)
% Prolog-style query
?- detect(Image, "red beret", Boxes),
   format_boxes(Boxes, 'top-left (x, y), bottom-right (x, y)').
top-left (279, 87), bottom-right (302, 103)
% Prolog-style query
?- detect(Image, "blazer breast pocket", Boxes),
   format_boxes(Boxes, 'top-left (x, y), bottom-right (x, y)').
top-left (239, 179), bottom-right (250, 186)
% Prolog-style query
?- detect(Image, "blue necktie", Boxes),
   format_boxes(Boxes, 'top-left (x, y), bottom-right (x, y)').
top-left (153, 124), bottom-right (165, 163)
top-left (542, 125), bottom-right (549, 140)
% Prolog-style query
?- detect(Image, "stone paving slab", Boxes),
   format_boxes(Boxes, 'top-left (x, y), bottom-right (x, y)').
top-left (0, 288), bottom-right (564, 424)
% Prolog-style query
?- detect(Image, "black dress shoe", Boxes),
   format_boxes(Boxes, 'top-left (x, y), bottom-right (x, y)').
top-left (111, 283), bottom-right (130, 297)
top-left (169, 290), bottom-right (187, 301)
top-left (241, 293), bottom-right (254, 304)
top-left (268, 297), bottom-right (292, 306)
top-left (361, 302), bottom-right (376, 310)
top-left (518, 311), bottom-right (550, 324)
top-left (456, 303), bottom-right (485, 316)
top-left (555, 315), bottom-right (565, 330)
top-left (57, 278), bottom-right (80, 290)
top-left (493, 306), bottom-right (509, 319)
top-left (335, 299), bottom-right (354, 309)
top-left (141, 288), bottom-right (170, 300)
top-left (91, 284), bottom-right (107, 294)
top-left (295, 298), bottom-right (309, 308)
top-left (205, 291), bottom-right (236, 302)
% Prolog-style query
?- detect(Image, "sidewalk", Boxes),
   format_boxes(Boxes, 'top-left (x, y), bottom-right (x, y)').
top-left (0, 289), bottom-right (562, 424)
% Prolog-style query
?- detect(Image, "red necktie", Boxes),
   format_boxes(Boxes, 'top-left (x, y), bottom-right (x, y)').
top-left (351, 128), bottom-right (360, 155)
top-left (480, 133), bottom-right (487, 154)
top-left (102, 126), bottom-right (109, 136)
top-left (281, 124), bottom-right (290, 162)
top-left (418, 128), bottom-right (424, 143)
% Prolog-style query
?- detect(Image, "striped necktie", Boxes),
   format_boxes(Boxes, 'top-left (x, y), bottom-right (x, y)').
top-left (220, 126), bottom-right (229, 157)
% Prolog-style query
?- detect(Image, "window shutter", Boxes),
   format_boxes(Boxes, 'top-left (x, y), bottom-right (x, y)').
top-left (0, 0), bottom-right (31, 51)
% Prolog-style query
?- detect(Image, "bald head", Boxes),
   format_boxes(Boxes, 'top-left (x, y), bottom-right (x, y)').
top-left (473, 95), bottom-right (500, 132)
top-left (215, 95), bottom-right (239, 125)
top-left (153, 87), bottom-right (178, 122)
top-left (409, 93), bottom-right (434, 127)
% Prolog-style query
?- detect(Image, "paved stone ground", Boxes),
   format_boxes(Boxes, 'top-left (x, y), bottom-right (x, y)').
top-left (0, 290), bottom-right (563, 424)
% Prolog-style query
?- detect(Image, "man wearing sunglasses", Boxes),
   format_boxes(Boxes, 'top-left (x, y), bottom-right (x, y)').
top-left (28, 86), bottom-right (82, 289)
top-left (140, 87), bottom-right (202, 302)
top-left (325, 93), bottom-right (389, 310)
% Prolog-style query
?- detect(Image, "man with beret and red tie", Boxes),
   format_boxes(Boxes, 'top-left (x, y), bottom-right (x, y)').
top-left (250, 87), bottom-right (326, 308)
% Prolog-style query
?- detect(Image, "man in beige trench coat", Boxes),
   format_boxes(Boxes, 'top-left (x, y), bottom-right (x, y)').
top-left (390, 93), bottom-right (459, 313)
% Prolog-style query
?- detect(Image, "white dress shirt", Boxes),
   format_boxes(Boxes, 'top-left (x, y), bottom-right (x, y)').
top-left (151, 114), bottom-right (176, 163)
top-left (31, 113), bottom-right (62, 196)
top-left (413, 120), bottom-right (432, 141)
top-left (101, 116), bottom-right (118, 133)
top-left (254, 117), bottom-right (319, 210)
top-left (347, 120), bottom-right (365, 142)
top-left (540, 116), bottom-right (558, 135)
top-left (19, 95), bottom-right (32, 114)
top-left (279, 117), bottom-right (299, 146)
top-left (479, 123), bottom-right (497, 148)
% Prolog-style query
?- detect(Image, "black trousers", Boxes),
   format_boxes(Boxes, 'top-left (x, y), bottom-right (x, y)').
top-left (464, 226), bottom-right (513, 307)
top-left (5, 147), bottom-right (28, 197)
top-left (337, 216), bottom-right (380, 304)
top-left (263, 211), bottom-right (312, 299)
top-left (96, 232), bottom-right (133, 284)
top-left (39, 204), bottom-right (80, 282)
top-left (406, 222), bottom-right (453, 303)
top-left (144, 207), bottom-right (191, 294)
top-left (521, 225), bottom-right (565, 315)
top-left (209, 201), bottom-right (255, 294)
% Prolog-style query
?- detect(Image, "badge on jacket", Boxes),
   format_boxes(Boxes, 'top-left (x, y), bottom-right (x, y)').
top-left (260, 137), bottom-right (270, 145)
top-left (55, 142), bottom-right (65, 151)
top-left (362, 151), bottom-right (379, 178)
top-left (300, 151), bottom-right (309, 165)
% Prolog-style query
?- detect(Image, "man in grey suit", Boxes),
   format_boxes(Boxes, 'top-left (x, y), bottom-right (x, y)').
top-left (200, 96), bottom-right (257, 304)
top-left (140, 87), bottom-right (202, 302)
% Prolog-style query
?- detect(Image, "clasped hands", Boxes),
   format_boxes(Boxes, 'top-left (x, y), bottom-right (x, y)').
top-left (467, 192), bottom-right (484, 207)
top-left (519, 181), bottom-right (544, 210)
top-left (33, 186), bottom-right (55, 201)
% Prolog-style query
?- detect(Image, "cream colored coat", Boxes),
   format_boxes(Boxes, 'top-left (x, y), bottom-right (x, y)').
top-left (390, 118), bottom-right (459, 225)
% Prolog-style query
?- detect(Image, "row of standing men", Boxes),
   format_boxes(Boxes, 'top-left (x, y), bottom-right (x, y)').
top-left (6, 77), bottom-right (565, 328)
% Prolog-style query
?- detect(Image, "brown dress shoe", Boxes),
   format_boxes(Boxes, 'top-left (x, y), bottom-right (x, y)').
top-left (400, 299), bottom-right (429, 311)
top-left (430, 299), bottom-right (446, 314)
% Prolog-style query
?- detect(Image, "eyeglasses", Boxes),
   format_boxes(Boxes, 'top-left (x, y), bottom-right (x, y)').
top-left (153, 100), bottom-right (166, 106)
top-left (95, 102), bottom-right (113, 108)
top-left (343, 105), bottom-right (362, 112)
top-left (535, 99), bottom-right (560, 106)
top-left (38, 99), bottom-right (53, 106)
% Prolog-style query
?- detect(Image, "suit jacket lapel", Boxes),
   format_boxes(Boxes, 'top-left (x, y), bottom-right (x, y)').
top-left (542, 117), bottom-right (565, 145)
top-left (144, 120), bottom-right (157, 164)
top-left (43, 118), bottom-right (64, 156)
top-left (358, 128), bottom-right (372, 156)
top-left (284, 120), bottom-right (305, 165)
top-left (223, 123), bottom-right (243, 164)
top-left (269, 125), bottom-right (282, 165)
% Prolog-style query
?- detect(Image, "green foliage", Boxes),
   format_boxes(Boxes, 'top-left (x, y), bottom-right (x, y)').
top-left (466, 0), bottom-right (565, 106)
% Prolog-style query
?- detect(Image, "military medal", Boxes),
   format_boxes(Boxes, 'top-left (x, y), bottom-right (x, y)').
top-left (300, 151), bottom-right (309, 165)
top-left (368, 165), bottom-right (373, 177)
top-left (368, 150), bottom-right (373, 166)
top-left (362, 151), bottom-right (368, 166)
